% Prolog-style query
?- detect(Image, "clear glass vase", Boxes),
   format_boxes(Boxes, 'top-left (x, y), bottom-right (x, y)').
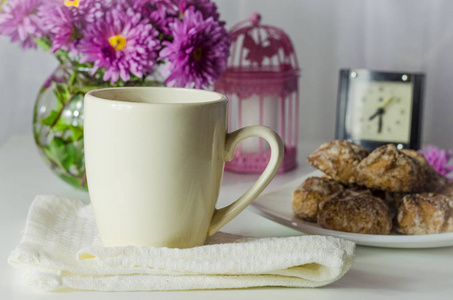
top-left (33, 64), bottom-right (163, 190)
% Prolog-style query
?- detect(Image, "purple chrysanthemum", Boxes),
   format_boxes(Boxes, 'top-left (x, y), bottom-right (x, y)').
top-left (128, 0), bottom-right (177, 35)
top-left (39, 5), bottom-right (73, 52)
top-left (77, 0), bottom-right (106, 23)
top-left (79, 4), bottom-right (160, 83)
top-left (38, 0), bottom-right (105, 52)
top-left (159, 7), bottom-right (230, 88)
top-left (0, 0), bottom-right (44, 49)
top-left (419, 145), bottom-right (453, 179)
top-left (179, 0), bottom-right (220, 22)
top-left (42, 0), bottom-right (105, 24)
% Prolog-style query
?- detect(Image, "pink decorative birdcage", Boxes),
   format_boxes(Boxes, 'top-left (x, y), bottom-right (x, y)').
top-left (215, 13), bottom-right (300, 173)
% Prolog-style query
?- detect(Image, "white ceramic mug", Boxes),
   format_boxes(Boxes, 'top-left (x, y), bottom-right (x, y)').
top-left (84, 87), bottom-right (283, 248)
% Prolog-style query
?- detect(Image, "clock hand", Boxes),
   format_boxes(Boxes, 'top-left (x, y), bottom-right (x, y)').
top-left (378, 113), bottom-right (383, 133)
top-left (369, 108), bottom-right (384, 121)
top-left (380, 97), bottom-right (395, 109)
top-left (368, 97), bottom-right (395, 121)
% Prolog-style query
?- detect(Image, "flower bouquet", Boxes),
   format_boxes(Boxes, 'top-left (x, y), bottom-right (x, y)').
top-left (0, 0), bottom-right (231, 190)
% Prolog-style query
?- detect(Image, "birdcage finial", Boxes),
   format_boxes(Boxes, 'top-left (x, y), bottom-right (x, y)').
top-left (249, 13), bottom-right (261, 25)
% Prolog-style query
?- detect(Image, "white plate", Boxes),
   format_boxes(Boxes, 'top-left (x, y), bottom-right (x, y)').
top-left (250, 171), bottom-right (453, 248)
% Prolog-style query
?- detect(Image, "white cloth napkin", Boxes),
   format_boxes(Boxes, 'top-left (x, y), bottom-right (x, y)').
top-left (8, 195), bottom-right (355, 291)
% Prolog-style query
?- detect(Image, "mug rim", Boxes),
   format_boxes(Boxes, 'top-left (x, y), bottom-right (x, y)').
top-left (86, 87), bottom-right (228, 106)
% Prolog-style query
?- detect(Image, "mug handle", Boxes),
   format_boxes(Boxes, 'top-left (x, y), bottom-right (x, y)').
top-left (207, 125), bottom-right (284, 236)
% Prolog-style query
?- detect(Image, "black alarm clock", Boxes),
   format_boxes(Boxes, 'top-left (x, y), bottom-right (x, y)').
top-left (335, 69), bottom-right (425, 151)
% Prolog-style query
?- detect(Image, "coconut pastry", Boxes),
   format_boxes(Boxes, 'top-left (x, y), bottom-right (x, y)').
top-left (396, 193), bottom-right (453, 235)
top-left (401, 149), bottom-right (448, 192)
top-left (355, 144), bottom-right (422, 193)
top-left (292, 177), bottom-right (344, 222)
top-left (436, 180), bottom-right (453, 198)
top-left (317, 189), bottom-right (392, 235)
top-left (307, 140), bottom-right (369, 184)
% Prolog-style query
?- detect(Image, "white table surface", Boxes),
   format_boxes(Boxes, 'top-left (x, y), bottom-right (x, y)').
top-left (1, 135), bottom-right (452, 300)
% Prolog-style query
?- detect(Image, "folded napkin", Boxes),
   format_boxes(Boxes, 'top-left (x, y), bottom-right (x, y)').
top-left (8, 195), bottom-right (355, 291)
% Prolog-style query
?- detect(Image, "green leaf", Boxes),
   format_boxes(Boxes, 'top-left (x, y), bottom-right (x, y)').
top-left (54, 86), bottom-right (66, 106)
top-left (62, 144), bottom-right (75, 170)
top-left (72, 141), bottom-right (84, 170)
top-left (69, 71), bottom-right (77, 86)
top-left (53, 123), bottom-right (69, 133)
top-left (54, 49), bottom-right (71, 64)
top-left (43, 137), bottom-right (68, 171)
top-left (56, 99), bottom-right (63, 111)
top-left (41, 110), bottom-right (59, 126)
top-left (52, 123), bottom-right (83, 143)
top-left (58, 173), bottom-right (87, 191)
top-left (54, 84), bottom-right (71, 104)
top-left (69, 126), bottom-right (83, 141)
top-left (73, 86), bottom-right (100, 94)
top-left (34, 38), bottom-right (51, 51)
top-left (43, 135), bottom-right (85, 179)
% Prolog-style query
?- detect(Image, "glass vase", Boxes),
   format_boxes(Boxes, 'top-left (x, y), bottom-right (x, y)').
top-left (33, 64), bottom-right (163, 190)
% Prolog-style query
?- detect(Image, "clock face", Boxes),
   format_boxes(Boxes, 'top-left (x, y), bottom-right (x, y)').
top-left (336, 69), bottom-right (424, 151)
top-left (345, 80), bottom-right (413, 144)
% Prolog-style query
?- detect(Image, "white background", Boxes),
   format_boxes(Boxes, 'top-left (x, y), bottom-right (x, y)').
top-left (1, 0), bottom-right (453, 149)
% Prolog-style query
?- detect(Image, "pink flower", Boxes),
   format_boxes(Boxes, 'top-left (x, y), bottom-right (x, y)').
top-left (419, 145), bottom-right (453, 179)
top-left (0, 0), bottom-right (44, 49)
top-left (79, 4), bottom-right (160, 83)
top-left (159, 6), bottom-right (231, 88)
